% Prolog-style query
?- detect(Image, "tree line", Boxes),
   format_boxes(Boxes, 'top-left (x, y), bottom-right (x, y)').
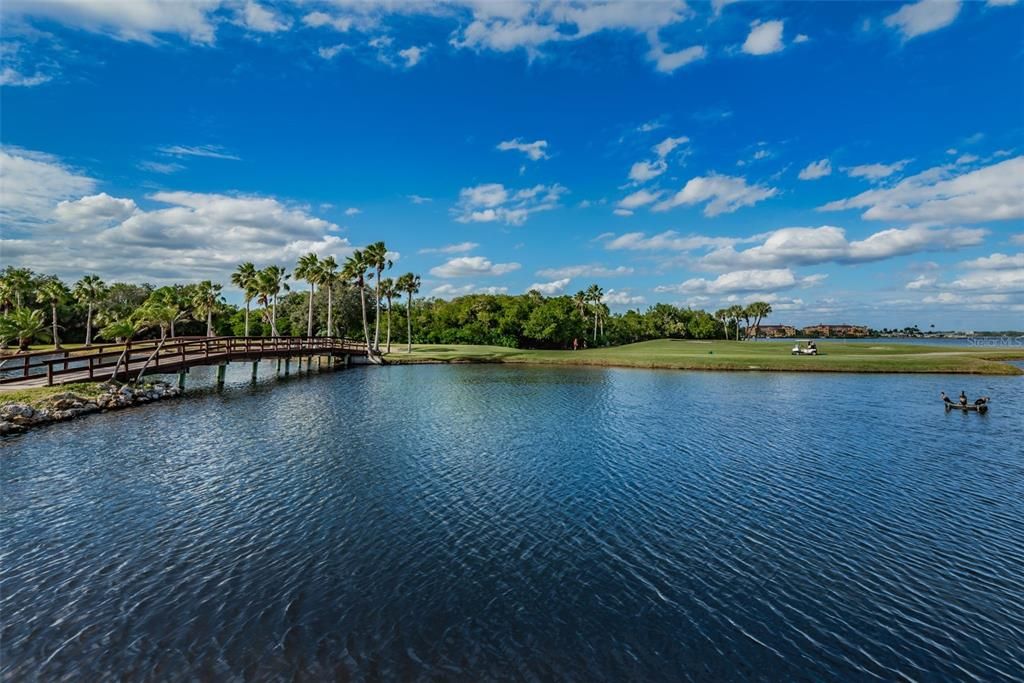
top-left (1, 254), bottom-right (775, 353)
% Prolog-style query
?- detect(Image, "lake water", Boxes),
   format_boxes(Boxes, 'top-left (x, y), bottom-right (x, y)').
top-left (2, 364), bottom-right (1023, 681)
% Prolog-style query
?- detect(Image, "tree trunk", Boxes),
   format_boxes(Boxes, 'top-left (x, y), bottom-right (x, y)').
top-left (207, 309), bottom-right (213, 337)
top-left (593, 310), bottom-right (598, 342)
top-left (307, 284), bottom-right (315, 338)
top-left (326, 285), bottom-right (333, 338)
top-left (359, 281), bottom-right (371, 352)
top-left (386, 302), bottom-right (392, 353)
top-left (244, 300), bottom-right (250, 337)
top-left (735, 319), bottom-right (740, 341)
top-left (373, 269), bottom-right (382, 351)
top-left (406, 292), bottom-right (413, 353)
top-left (170, 318), bottom-right (176, 339)
top-left (85, 303), bottom-right (93, 346)
top-left (271, 295), bottom-right (278, 336)
top-left (51, 303), bottom-right (61, 350)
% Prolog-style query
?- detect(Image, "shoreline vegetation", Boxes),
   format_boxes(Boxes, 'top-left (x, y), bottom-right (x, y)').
top-left (383, 340), bottom-right (1024, 375)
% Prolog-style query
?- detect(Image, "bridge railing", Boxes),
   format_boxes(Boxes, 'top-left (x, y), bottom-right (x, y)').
top-left (0, 336), bottom-right (367, 386)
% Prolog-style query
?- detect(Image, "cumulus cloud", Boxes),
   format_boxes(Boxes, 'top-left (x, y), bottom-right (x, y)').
top-left (431, 283), bottom-right (509, 298)
top-left (700, 225), bottom-right (987, 269)
top-left (318, 43), bottom-right (349, 60)
top-left (536, 264), bottom-right (634, 279)
top-left (885, 0), bottom-right (962, 40)
top-left (628, 159), bottom-right (668, 183)
top-left (344, 207), bottom-right (361, 216)
top-left (844, 159), bottom-right (910, 180)
top-left (958, 252), bottom-right (1024, 270)
top-left (603, 289), bottom-right (646, 305)
top-left (419, 241), bottom-right (479, 255)
top-left (653, 173), bottom-right (777, 216)
top-left (397, 45), bottom-right (426, 66)
top-left (617, 188), bottom-right (663, 211)
top-left (235, 1), bottom-right (290, 33)
top-left (742, 19), bottom-right (785, 55)
top-left (53, 192), bottom-right (138, 230)
top-left (528, 278), bottom-right (571, 295)
top-left (656, 269), bottom-right (824, 295)
top-left (653, 135), bottom-right (689, 158)
top-left (430, 256), bottom-right (521, 278)
top-left (646, 35), bottom-right (706, 73)
top-left (0, 146), bottom-right (96, 227)
top-left (497, 138), bottom-right (550, 161)
top-left (453, 182), bottom-right (567, 225)
top-left (821, 156), bottom-right (1024, 223)
top-left (798, 159), bottom-right (832, 180)
top-left (603, 230), bottom-right (737, 252)
top-left (0, 67), bottom-right (52, 87)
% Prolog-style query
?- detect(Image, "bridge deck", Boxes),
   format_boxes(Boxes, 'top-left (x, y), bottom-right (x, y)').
top-left (0, 336), bottom-right (368, 390)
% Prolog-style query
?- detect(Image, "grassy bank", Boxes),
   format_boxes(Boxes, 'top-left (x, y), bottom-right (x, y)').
top-left (0, 383), bottom-right (108, 408)
top-left (384, 340), bottom-right (1024, 375)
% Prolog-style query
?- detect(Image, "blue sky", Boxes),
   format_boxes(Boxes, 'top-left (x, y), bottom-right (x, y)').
top-left (1, 0), bottom-right (1022, 329)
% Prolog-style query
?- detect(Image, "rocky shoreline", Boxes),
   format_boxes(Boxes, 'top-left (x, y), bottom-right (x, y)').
top-left (0, 381), bottom-right (183, 435)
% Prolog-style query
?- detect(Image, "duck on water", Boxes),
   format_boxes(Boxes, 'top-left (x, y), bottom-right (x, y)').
top-left (941, 391), bottom-right (991, 412)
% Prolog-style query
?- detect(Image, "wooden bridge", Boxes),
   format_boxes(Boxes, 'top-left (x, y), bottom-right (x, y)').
top-left (0, 336), bottom-right (372, 390)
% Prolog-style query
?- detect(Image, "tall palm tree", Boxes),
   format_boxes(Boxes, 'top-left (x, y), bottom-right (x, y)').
top-left (72, 275), bottom-right (107, 346)
top-left (35, 278), bottom-right (70, 350)
top-left (0, 308), bottom-right (49, 351)
top-left (714, 308), bottom-right (729, 339)
top-left (295, 252), bottom-right (320, 338)
top-left (99, 316), bottom-right (141, 344)
top-left (363, 241), bottom-right (392, 351)
top-left (726, 304), bottom-right (744, 341)
top-left (257, 266), bottom-right (289, 336)
top-left (572, 291), bottom-right (588, 322)
top-left (342, 250), bottom-right (372, 351)
top-left (379, 277), bottom-right (397, 353)
top-left (746, 301), bottom-right (773, 338)
top-left (231, 262), bottom-right (259, 337)
top-left (396, 272), bottom-right (420, 353)
top-left (317, 256), bottom-right (340, 337)
top-left (3, 268), bottom-right (34, 309)
top-left (585, 284), bottom-right (604, 342)
top-left (191, 280), bottom-right (224, 336)
top-left (147, 287), bottom-right (189, 338)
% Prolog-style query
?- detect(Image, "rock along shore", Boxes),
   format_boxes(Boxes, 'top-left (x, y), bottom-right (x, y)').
top-left (0, 381), bottom-right (183, 436)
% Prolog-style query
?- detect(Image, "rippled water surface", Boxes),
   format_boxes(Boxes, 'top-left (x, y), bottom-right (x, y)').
top-left (3, 364), bottom-right (1023, 681)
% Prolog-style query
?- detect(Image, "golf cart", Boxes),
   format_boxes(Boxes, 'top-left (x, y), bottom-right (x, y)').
top-left (791, 340), bottom-right (818, 355)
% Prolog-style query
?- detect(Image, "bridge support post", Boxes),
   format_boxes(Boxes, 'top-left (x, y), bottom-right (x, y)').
top-left (216, 363), bottom-right (227, 388)
top-left (344, 354), bottom-right (350, 368)
top-left (285, 358), bottom-right (291, 376)
top-left (251, 360), bottom-right (259, 382)
top-left (307, 356), bottom-right (313, 373)
top-left (177, 370), bottom-right (186, 391)
top-left (276, 358), bottom-right (282, 373)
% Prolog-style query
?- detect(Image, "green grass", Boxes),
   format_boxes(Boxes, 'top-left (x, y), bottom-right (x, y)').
top-left (0, 382), bottom-right (108, 408)
top-left (384, 339), bottom-right (1024, 375)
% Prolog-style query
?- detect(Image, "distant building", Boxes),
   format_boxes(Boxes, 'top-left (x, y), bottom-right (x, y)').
top-left (800, 324), bottom-right (870, 338)
top-left (752, 324), bottom-right (797, 338)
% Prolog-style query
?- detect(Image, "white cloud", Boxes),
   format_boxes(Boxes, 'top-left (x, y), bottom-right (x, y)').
top-left (603, 230), bottom-right (737, 252)
top-left (653, 173), bottom-right (777, 216)
top-left (958, 253), bottom-right (1024, 270)
top-left (906, 276), bottom-right (936, 290)
top-left (653, 135), bottom-right (689, 158)
top-left (955, 154), bottom-right (979, 164)
top-left (656, 269), bottom-right (823, 295)
top-left (613, 209), bottom-right (634, 216)
top-left (618, 188), bottom-right (663, 210)
top-left (1010, 234), bottom-right (1024, 246)
top-left (637, 120), bottom-right (664, 133)
top-left (138, 160), bottom-right (185, 174)
top-left (419, 241), bottom-right (479, 254)
top-left (407, 194), bottom-right (433, 204)
top-left (844, 159), bottom-right (910, 180)
top-left (798, 159), bottom-right (832, 180)
top-left (158, 144), bottom-right (240, 160)
top-left (53, 192), bottom-right (138, 230)
top-left (947, 270), bottom-right (1024, 292)
top-left (528, 278), bottom-right (571, 295)
top-left (628, 159), bottom-right (667, 183)
top-left (885, 0), bottom-right (962, 40)
top-left (497, 138), bottom-right (550, 161)
top-left (0, 67), bottom-right (52, 86)
top-left (742, 20), bottom-right (785, 55)
top-left (603, 289), bottom-right (646, 305)
top-left (986, 0), bottom-right (1018, 5)
top-left (318, 44), bottom-right (349, 60)
top-left (0, 146), bottom-right (96, 227)
top-left (793, 33), bottom-right (810, 43)
top-left (3, 0), bottom-right (223, 44)
top-left (431, 283), bottom-right (509, 298)
top-left (235, 2), bottom-right (290, 33)
top-left (430, 256), bottom-right (521, 278)
top-left (711, 0), bottom-right (742, 17)
top-left (302, 11), bottom-right (358, 32)
top-left (398, 45), bottom-right (426, 67)
top-left (700, 225), bottom-right (987, 269)
top-left (821, 156), bottom-right (1024, 223)
top-left (344, 207), bottom-right (361, 216)
top-left (536, 264), bottom-right (634, 279)
top-left (453, 182), bottom-right (567, 225)
top-left (646, 34), bottom-right (706, 73)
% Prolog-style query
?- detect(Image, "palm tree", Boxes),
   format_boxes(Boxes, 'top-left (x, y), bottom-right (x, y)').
top-left (746, 301), bottom-right (773, 338)
top-left (99, 316), bottom-right (141, 344)
top-left (72, 275), bottom-right (107, 346)
top-left (585, 284), bottom-right (604, 342)
top-left (2, 268), bottom-right (34, 309)
top-left (0, 307), bottom-right (49, 351)
top-left (343, 250), bottom-right (372, 351)
top-left (146, 287), bottom-right (189, 338)
top-left (572, 291), bottom-right (588, 321)
top-left (363, 241), bottom-right (393, 351)
top-left (714, 308), bottom-right (729, 339)
top-left (257, 266), bottom-right (289, 336)
top-left (317, 256), bottom-right (340, 337)
top-left (396, 272), bottom-right (420, 353)
top-left (726, 305), bottom-right (745, 341)
top-left (295, 252), bottom-right (320, 338)
top-left (231, 262), bottom-right (259, 337)
top-left (379, 277), bottom-right (397, 353)
top-left (191, 280), bottom-right (224, 337)
top-left (35, 278), bottom-right (70, 350)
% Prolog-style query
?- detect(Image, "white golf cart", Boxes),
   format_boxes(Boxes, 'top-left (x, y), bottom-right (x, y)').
top-left (791, 340), bottom-right (818, 355)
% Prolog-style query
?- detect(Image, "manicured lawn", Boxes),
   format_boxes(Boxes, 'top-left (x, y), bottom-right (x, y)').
top-left (385, 339), bottom-right (1024, 375)
top-left (0, 382), bottom-right (107, 408)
